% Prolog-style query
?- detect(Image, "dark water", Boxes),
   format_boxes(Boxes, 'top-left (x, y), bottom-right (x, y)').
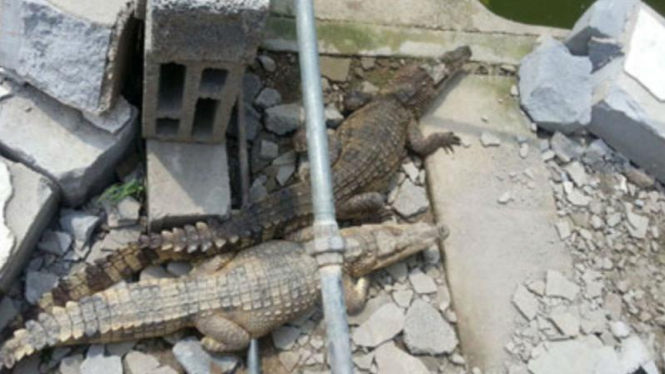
top-left (480, 0), bottom-right (665, 28)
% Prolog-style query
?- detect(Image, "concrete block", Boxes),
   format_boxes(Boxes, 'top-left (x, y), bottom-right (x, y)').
top-left (623, 5), bottom-right (665, 101)
top-left (0, 156), bottom-right (59, 292)
top-left (590, 61), bottom-right (665, 184)
top-left (0, 82), bottom-right (138, 206)
top-left (146, 139), bottom-right (231, 230)
top-left (0, 0), bottom-right (137, 114)
top-left (142, 0), bottom-right (269, 144)
top-left (588, 37), bottom-right (624, 71)
top-left (565, 0), bottom-right (640, 55)
top-left (519, 37), bottom-right (593, 134)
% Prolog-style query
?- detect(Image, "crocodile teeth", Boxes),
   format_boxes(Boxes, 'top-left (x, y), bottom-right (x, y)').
top-left (161, 231), bottom-right (174, 251)
top-left (214, 238), bottom-right (226, 249)
top-left (229, 235), bottom-right (239, 244)
top-left (201, 241), bottom-right (213, 252)
top-left (172, 228), bottom-right (186, 252)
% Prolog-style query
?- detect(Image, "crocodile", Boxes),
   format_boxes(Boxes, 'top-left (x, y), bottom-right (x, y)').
top-left (30, 46), bottom-right (470, 313)
top-left (0, 222), bottom-right (446, 369)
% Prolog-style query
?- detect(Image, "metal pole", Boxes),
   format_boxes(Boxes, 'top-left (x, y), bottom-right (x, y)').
top-left (294, 1), bottom-right (353, 373)
top-left (247, 339), bottom-right (261, 374)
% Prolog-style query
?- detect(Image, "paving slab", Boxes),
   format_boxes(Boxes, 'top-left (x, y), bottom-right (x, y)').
top-left (0, 156), bottom-right (58, 292)
top-left (421, 75), bottom-right (572, 372)
top-left (146, 140), bottom-right (231, 231)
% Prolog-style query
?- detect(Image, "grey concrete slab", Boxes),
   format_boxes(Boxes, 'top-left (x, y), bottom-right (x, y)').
top-left (0, 157), bottom-right (59, 292)
top-left (146, 140), bottom-right (231, 231)
top-left (421, 75), bottom-right (572, 372)
top-left (0, 83), bottom-right (138, 206)
top-left (0, 0), bottom-right (136, 114)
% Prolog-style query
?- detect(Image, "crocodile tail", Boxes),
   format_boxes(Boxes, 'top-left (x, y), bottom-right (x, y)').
top-left (0, 306), bottom-right (76, 370)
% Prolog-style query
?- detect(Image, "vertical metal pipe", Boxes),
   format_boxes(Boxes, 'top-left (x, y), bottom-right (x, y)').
top-left (247, 339), bottom-right (261, 374)
top-left (294, 0), bottom-right (353, 373)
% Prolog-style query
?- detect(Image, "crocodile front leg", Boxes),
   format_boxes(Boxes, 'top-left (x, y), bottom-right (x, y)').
top-left (189, 252), bottom-right (236, 276)
top-left (194, 313), bottom-right (251, 352)
top-left (407, 119), bottom-right (461, 157)
top-left (344, 276), bottom-right (370, 315)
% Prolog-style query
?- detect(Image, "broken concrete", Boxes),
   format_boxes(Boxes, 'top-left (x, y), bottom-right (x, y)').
top-left (0, 83), bottom-right (138, 206)
top-left (565, 0), bottom-right (639, 55)
top-left (421, 75), bottom-right (572, 372)
top-left (518, 37), bottom-right (593, 134)
top-left (590, 58), bottom-right (665, 184)
top-left (146, 139), bottom-right (231, 230)
top-left (143, 0), bottom-right (270, 143)
top-left (0, 0), bottom-right (137, 114)
top-left (0, 156), bottom-right (58, 292)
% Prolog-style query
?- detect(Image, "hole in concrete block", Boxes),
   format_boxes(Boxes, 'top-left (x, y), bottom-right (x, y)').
top-left (200, 68), bottom-right (228, 95)
top-left (158, 63), bottom-right (186, 112)
top-left (192, 99), bottom-right (218, 139)
top-left (156, 118), bottom-right (180, 136)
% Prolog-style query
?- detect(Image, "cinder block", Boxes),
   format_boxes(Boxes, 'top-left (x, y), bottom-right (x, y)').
top-left (0, 82), bottom-right (138, 206)
top-left (146, 139), bottom-right (231, 230)
top-left (0, 156), bottom-right (59, 292)
top-left (0, 0), bottom-right (137, 114)
top-left (142, 0), bottom-right (269, 143)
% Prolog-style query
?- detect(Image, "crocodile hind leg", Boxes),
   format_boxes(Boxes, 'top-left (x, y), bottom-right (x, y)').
top-left (343, 276), bottom-right (371, 315)
top-left (407, 119), bottom-right (461, 157)
top-left (337, 192), bottom-right (386, 220)
top-left (194, 313), bottom-right (251, 352)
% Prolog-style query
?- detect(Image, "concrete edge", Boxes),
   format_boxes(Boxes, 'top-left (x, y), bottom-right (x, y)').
top-left (262, 17), bottom-right (565, 65)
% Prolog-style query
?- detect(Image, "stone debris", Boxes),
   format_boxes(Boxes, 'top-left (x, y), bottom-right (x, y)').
top-left (374, 342), bottom-right (430, 374)
top-left (104, 196), bottom-right (141, 228)
top-left (403, 299), bottom-right (458, 355)
top-left (528, 337), bottom-right (621, 374)
top-left (0, 297), bottom-right (18, 331)
top-left (550, 132), bottom-right (583, 163)
top-left (545, 271), bottom-right (579, 301)
top-left (279, 351), bottom-right (300, 372)
top-left (392, 289), bottom-right (413, 308)
top-left (272, 326), bottom-right (302, 350)
top-left (173, 337), bottom-right (239, 374)
top-left (265, 103), bottom-right (306, 135)
top-left (125, 351), bottom-right (160, 374)
top-left (319, 56), bottom-right (351, 82)
top-left (260, 139), bottom-right (280, 160)
top-left (513, 285), bottom-right (539, 320)
top-left (518, 37), bottom-right (592, 133)
top-left (550, 312), bottom-right (580, 337)
top-left (408, 268), bottom-right (438, 294)
top-left (392, 179), bottom-right (429, 218)
top-left (324, 105), bottom-right (344, 128)
top-left (24, 270), bottom-right (58, 304)
top-left (258, 55), bottom-right (277, 72)
top-left (626, 209), bottom-right (649, 239)
top-left (80, 352), bottom-right (123, 374)
top-left (352, 303), bottom-right (405, 348)
top-left (497, 191), bottom-right (513, 204)
top-left (60, 210), bottom-right (102, 249)
top-left (480, 132), bottom-right (501, 147)
top-left (37, 230), bottom-right (72, 256)
top-left (564, 161), bottom-right (587, 186)
top-left (255, 87), bottom-right (282, 109)
top-left (555, 220), bottom-right (572, 240)
top-left (59, 354), bottom-right (83, 374)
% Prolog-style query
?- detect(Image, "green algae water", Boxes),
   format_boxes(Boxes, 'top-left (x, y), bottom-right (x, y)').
top-left (480, 0), bottom-right (665, 28)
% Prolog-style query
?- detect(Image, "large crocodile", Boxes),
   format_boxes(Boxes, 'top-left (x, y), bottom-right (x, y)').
top-left (32, 46), bottom-right (470, 312)
top-left (0, 223), bottom-right (445, 369)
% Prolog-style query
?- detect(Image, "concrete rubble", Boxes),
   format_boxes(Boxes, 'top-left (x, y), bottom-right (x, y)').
top-left (0, 82), bottom-right (138, 206)
top-left (0, 0), bottom-right (136, 114)
top-left (0, 156), bottom-right (58, 291)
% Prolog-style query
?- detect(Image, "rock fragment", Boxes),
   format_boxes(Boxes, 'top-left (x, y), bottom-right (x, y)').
top-left (392, 179), bottom-right (429, 218)
top-left (408, 269), bottom-right (437, 294)
top-left (513, 285), bottom-right (539, 320)
top-left (546, 271), bottom-right (579, 301)
top-left (265, 104), bottom-right (305, 135)
top-left (374, 342), bottom-right (429, 374)
top-left (173, 337), bottom-right (239, 374)
top-left (480, 132), bottom-right (501, 147)
top-left (404, 299), bottom-right (458, 355)
top-left (352, 303), bottom-right (405, 348)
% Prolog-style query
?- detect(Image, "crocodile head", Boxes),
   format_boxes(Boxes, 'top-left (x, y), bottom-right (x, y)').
top-left (343, 222), bottom-right (448, 277)
top-left (383, 45), bottom-right (472, 118)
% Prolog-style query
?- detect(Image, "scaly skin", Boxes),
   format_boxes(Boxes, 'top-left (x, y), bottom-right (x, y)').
top-left (0, 223), bottom-right (446, 369)
top-left (29, 46), bottom-right (471, 314)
